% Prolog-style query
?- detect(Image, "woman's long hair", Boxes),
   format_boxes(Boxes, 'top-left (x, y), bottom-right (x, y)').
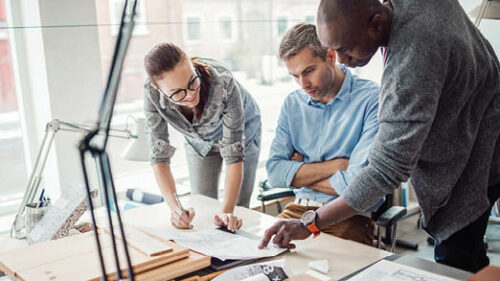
top-left (144, 42), bottom-right (210, 120)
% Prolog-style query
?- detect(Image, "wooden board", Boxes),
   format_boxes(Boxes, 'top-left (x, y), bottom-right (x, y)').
top-left (135, 251), bottom-right (211, 281)
top-left (0, 230), bottom-right (190, 281)
top-left (101, 225), bottom-right (173, 257)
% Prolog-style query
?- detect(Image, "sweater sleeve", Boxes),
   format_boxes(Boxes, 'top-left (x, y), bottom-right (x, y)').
top-left (342, 32), bottom-right (449, 211)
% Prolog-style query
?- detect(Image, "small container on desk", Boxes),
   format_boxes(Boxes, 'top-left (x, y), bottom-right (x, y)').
top-left (25, 202), bottom-right (50, 234)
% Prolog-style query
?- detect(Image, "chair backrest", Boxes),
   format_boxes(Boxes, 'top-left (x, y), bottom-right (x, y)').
top-left (371, 194), bottom-right (393, 222)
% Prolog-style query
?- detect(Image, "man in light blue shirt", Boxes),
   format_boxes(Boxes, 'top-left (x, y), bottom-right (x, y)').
top-left (266, 23), bottom-right (380, 245)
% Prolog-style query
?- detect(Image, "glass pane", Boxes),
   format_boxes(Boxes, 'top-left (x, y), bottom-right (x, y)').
top-left (277, 17), bottom-right (288, 37)
top-left (187, 17), bottom-right (201, 41)
top-left (305, 15), bottom-right (315, 23)
top-left (94, 0), bottom-right (325, 199)
top-left (0, 0), bottom-right (28, 216)
top-left (220, 17), bottom-right (233, 40)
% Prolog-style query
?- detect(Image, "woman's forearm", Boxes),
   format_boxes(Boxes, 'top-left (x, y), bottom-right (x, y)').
top-left (222, 161), bottom-right (244, 213)
top-left (152, 162), bottom-right (179, 210)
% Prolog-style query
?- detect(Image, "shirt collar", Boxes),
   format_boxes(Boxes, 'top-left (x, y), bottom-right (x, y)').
top-left (307, 64), bottom-right (352, 106)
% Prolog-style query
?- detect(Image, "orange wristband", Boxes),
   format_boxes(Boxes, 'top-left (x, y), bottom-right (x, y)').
top-left (307, 223), bottom-right (321, 238)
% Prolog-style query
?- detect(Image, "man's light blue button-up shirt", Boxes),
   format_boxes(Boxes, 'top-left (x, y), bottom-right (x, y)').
top-left (266, 66), bottom-right (380, 204)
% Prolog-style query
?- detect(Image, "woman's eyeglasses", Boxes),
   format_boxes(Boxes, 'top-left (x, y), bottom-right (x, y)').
top-left (156, 69), bottom-right (201, 102)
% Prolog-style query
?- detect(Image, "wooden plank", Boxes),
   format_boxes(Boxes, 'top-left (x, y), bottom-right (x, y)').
top-left (0, 232), bottom-right (98, 279)
top-left (101, 225), bottom-right (173, 257)
top-left (134, 251), bottom-right (211, 281)
top-left (0, 230), bottom-right (190, 281)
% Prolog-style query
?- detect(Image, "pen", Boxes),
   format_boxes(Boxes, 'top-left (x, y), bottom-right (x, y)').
top-left (37, 189), bottom-right (45, 208)
top-left (174, 192), bottom-right (191, 228)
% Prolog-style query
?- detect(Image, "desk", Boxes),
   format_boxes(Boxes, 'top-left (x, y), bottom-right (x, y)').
top-left (340, 255), bottom-right (473, 280)
top-left (1, 194), bottom-right (473, 281)
top-left (121, 194), bottom-right (392, 280)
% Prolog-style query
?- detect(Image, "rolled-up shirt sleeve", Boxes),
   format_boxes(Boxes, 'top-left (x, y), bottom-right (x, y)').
top-left (219, 77), bottom-right (245, 164)
top-left (266, 100), bottom-right (304, 188)
top-left (330, 92), bottom-right (380, 195)
top-left (144, 84), bottom-right (176, 164)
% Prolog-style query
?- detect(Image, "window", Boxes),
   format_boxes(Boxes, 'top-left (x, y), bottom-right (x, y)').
top-left (305, 15), bottom-right (315, 23)
top-left (276, 16), bottom-right (288, 37)
top-left (93, 0), bottom-right (323, 206)
top-left (0, 0), bottom-right (28, 217)
top-left (2, 0), bottom-right (499, 225)
top-left (218, 16), bottom-right (235, 42)
top-left (184, 15), bottom-right (202, 43)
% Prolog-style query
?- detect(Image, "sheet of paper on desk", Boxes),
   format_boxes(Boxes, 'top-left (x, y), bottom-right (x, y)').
top-left (142, 227), bottom-right (287, 261)
top-left (346, 260), bottom-right (460, 281)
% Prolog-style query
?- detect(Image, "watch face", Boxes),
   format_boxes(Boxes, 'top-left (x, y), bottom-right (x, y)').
top-left (301, 210), bottom-right (316, 225)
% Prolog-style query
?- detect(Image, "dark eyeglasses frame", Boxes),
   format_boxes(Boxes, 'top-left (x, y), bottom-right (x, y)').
top-left (156, 69), bottom-right (201, 102)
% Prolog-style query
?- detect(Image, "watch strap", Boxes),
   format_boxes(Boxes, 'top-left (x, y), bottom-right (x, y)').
top-left (307, 222), bottom-right (320, 238)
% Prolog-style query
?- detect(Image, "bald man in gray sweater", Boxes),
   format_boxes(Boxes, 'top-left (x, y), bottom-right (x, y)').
top-left (259, 0), bottom-right (500, 273)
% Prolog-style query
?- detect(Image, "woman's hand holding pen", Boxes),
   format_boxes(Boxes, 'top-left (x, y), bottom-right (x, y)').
top-left (170, 206), bottom-right (195, 229)
top-left (214, 213), bottom-right (242, 232)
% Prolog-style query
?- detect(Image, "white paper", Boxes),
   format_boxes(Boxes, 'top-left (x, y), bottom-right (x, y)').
top-left (213, 260), bottom-right (292, 281)
top-left (142, 227), bottom-right (287, 261)
top-left (346, 260), bottom-right (461, 281)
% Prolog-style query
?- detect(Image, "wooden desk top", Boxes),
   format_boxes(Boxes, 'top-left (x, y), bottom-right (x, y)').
top-left (121, 194), bottom-right (391, 280)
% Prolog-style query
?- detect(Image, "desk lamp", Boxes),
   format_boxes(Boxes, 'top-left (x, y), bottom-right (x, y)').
top-left (78, 0), bottom-right (138, 280)
top-left (10, 119), bottom-right (140, 239)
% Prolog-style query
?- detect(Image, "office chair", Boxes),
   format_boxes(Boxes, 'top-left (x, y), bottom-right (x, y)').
top-left (257, 180), bottom-right (409, 253)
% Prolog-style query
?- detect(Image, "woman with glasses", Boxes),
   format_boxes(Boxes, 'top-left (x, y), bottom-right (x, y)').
top-left (143, 42), bottom-right (261, 231)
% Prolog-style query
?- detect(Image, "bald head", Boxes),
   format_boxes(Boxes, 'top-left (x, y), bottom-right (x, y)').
top-left (317, 0), bottom-right (381, 25)
top-left (316, 0), bottom-right (392, 68)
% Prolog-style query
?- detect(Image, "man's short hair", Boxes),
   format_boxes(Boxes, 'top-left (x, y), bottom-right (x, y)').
top-left (279, 23), bottom-right (328, 61)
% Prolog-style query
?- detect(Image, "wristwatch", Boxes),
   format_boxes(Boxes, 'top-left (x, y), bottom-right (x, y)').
top-left (301, 210), bottom-right (320, 238)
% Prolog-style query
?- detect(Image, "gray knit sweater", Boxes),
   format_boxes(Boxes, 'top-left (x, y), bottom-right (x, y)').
top-left (343, 0), bottom-right (500, 243)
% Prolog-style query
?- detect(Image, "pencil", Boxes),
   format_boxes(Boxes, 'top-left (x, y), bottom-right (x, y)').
top-left (174, 192), bottom-right (192, 228)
